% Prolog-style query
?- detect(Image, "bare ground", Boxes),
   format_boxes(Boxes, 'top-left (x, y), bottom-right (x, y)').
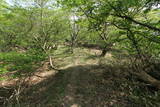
top-left (0, 47), bottom-right (157, 107)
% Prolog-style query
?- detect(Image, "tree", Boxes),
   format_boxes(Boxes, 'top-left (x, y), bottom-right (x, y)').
top-left (58, 0), bottom-right (160, 89)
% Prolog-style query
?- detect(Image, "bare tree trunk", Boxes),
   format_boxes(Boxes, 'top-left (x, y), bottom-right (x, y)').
top-left (132, 71), bottom-right (160, 89)
top-left (100, 49), bottom-right (107, 57)
top-left (127, 30), bottom-right (160, 89)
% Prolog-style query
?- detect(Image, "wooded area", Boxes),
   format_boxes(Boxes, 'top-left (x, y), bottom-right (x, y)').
top-left (0, 0), bottom-right (160, 106)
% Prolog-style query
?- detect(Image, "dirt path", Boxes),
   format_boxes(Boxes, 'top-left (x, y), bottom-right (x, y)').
top-left (27, 56), bottom-right (106, 107)
top-left (58, 65), bottom-right (99, 107)
top-left (1, 47), bottom-right (158, 107)
top-left (60, 58), bottom-right (94, 107)
top-left (61, 66), bottom-right (82, 107)
top-left (1, 48), bottom-right (134, 107)
top-left (17, 52), bottom-right (131, 107)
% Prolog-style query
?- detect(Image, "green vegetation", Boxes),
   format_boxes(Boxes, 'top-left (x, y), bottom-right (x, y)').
top-left (0, 51), bottom-right (46, 77)
top-left (0, 0), bottom-right (160, 106)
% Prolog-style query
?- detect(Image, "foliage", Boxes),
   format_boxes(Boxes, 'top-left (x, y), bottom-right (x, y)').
top-left (0, 51), bottom-right (46, 77)
top-left (0, 0), bottom-right (160, 106)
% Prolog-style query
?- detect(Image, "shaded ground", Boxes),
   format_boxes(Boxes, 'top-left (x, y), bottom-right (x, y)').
top-left (1, 47), bottom-right (160, 107)
top-left (20, 65), bottom-right (132, 107)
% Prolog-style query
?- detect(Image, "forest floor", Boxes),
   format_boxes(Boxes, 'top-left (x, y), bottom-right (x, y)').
top-left (0, 46), bottom-right (160, 107)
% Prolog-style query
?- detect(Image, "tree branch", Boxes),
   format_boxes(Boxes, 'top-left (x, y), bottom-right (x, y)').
top-left (114, 14), bottom-right (160, 32)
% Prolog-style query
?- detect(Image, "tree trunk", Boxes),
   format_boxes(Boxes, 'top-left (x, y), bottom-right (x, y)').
top-left (100, 49), bottom-right (107, 57)
top-left (133, 71), bottom-right (160, 89)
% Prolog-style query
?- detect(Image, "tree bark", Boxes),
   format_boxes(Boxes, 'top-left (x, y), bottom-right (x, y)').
top-left (133, 71), bottom-right (160, 89)
top-left (100, 49), bottom-right (107, 57)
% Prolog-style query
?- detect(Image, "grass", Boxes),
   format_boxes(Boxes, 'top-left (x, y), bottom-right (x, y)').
top-left (0, 51), bottom-right (46, 78)
top-left (1, 47), bottom-right (160, 106)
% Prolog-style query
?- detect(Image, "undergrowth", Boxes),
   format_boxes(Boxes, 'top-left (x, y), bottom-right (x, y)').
top-left (0, 51), bottom-right (46, 78)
